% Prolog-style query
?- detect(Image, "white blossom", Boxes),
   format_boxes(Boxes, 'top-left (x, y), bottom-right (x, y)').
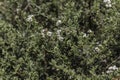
top-left (98, 44), bottom-right (103, 47)
top-left (106, 3), bottom-right (112, 7)
top-left (47, 31), bottom-right (52, 37)
top-left (57, 30), bottom-right (61, 35)
top-left (69, 76), bottom-right (72, 79)
top-left (58, 36), bottom-right (64, 41)
top-left (103, 0), bottom-right (111, 3)
top-left (41, 29), bottom-right (46, 37)
top-left (106, 70), bottom-right (113, 73)
top-left (106, 65), bottom-right (118, 74)
top-left (16, 8), bottom-right (20, 13)
top-left (56, 20), bottom-right (62, 26)
top-left (56, 29), bottom-right (63, 41)
top-left (108, 65), bottom-right (118, 70)
top-left (88, 29), bottom-right (92, 33)
top-left (56, 68), bottom-right (59, 71)
top-left (26, 15), bottom-right (34, 22)
top-left (41, 29), bottom-right (46, 33)
top-left (103, 0), bottom-right (112, 7)
top-left (22, 32), bottom-right (26, 37)
top-left (83, 33), bottom-right (87, 38)
top-left (95, 47), bottom-right (100, 52)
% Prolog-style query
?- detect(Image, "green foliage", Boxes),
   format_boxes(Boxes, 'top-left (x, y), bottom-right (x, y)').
top-left (0, 0), bottom-right (120, 80)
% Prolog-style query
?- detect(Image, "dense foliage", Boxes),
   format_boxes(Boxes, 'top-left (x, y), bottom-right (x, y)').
top-left (0, 0), bottom-right (120, 80)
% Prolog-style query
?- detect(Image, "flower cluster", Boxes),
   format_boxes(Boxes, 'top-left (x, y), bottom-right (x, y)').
top-left (41, 29), bottom-right (64, 41)
top-left (56, 20), bottom-right (62, 26)
top-left (41, 29), bottom-right (46, 37)
top-left (56, 30), bottom-right (64, 41)
top-left (47, 31), bottom-right (52, 37)
top-left (94, 47), bottom-right (101, 52)
top-left (103, 0), bottom-right (112, 7)
top-left (26, 15), bottom-right (34, 22)
top-left (94, 42), bottom-right (103, 53)
top-left (82, 29), bottom-right (93, 38)
top-left (41, 29), bottom-right (52, 37)
top-left (106, 65), bottom-right (118, 73)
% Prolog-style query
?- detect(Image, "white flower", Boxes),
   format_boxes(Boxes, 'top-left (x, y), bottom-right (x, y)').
top-left (57, 30), bottom-right (61, 35)
top-left (95, 47), bottom-right (100, 52)
top-left (108, 66), bottom-right (114, 70)
top-left (106, 70), bottom-right (113, 73)
top-left (56, 20), bottom-right (62, 26)
top-left (103, 0), bottom-right (112, 7)
top-left (103, 0), bottom-right (111, 3)
top-left (42, 29), bottom-right (45, 32)
top-left (16, 8), bottom-right (20, 13)
top-left (83, 33), bottom-right (87, 38)
top-left (98, 44), bottom-right (103, 47)
top-left (106, 65), bottom-right (118, 74)
top-left (47, 31), bottom-right (52, 37)
top-left (58, 36), bottom-right (64, 41)
top-left (22, 32), bottom-right (26, 37)
top-left (26, 15), bottom-right (34, 22)
top-left (41, 29), bottom-right (46, 37)
top-left (88, 29), bottom-right (92, 33)
top-left (41, 33), bottom-right (45, 37)
top-left (108, 65), bottom-right (118, 70)
top-left (56, 68), bottom-right (59, 71)
top-left (56, 29), bottom-right (63, 41)
top-left (69, 76), bottom-right (72, 79)
top-left (106, 3), bottom-right (112, 7)
top-left (96, 42), bottom-right (100, 45)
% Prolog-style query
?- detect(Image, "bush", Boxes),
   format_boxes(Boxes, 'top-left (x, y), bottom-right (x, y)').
top-left (0, 0), bottom-right (120, 79)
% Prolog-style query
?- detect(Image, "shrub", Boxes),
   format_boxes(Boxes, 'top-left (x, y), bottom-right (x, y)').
top-left (0, 0), bottom-right (120, 79)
